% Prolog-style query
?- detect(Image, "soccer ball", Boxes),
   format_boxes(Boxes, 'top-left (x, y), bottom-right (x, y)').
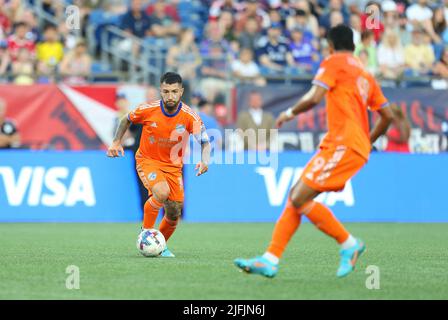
top-left (136, 229), bottom-right (166, 257)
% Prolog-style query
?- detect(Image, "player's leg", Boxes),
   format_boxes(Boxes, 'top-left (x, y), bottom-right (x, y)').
top-left (159, 172), bottom-right (184, 242)
top-left (234, 179), bottom-right (320, 278)
top-left (136, 163), bottom-right (169, 229)
top-left (160, 200), bottom-right (182, 241)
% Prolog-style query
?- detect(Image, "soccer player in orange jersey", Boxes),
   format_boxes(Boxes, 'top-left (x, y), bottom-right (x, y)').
top-left (234, 25), bottom-right (394, 278)
top-left (107, 72), bottom-right (211, 257)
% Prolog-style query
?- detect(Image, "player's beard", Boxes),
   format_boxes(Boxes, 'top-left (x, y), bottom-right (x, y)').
top-left (163, 99), bottom-right (180, 113)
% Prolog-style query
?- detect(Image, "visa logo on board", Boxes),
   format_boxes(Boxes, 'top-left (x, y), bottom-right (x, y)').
top-left (255, 167), bottom-right (355, 207)
top-left (0, 167), bottom-right (96, 207)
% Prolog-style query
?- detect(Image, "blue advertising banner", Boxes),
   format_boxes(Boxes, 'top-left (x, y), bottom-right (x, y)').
top-left (184, 152), bottom-right (447, 222)
top-left (0, 150), bottom-right (141, 222)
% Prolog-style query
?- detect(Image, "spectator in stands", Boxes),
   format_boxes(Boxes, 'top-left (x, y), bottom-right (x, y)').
top-left (11, 48), bottom-right (34, 85)
top-left (0, 98), bottom-right (20, 149)
top-left (405, 0), bottom-right (440, 52)
top-left (287, 9), bottom-right (316, 40)
top-left (275, 0), bottom-right (296, 25)
top-left (360, 1), bottom-right (384, 43)
top-left (146, 84), bottom-right (160, 102)
top-left (431, 6), bottom-right (447, 44)
top-left (146, 0), bottom-right (180, 23)
top-left (268, 8), bottom-right (283, 28)
top-left (319, 0), bottom-right (349, 36)
top-left (385, 103), bottom-right (411, 153)
top-left (0, 0), bottom-right (11, 40)
top-left (404, 29), bottom-right (435, 76)
top-left (288, 26), bottom-right (319, 75)
top-left (432, 46), bottom-right (448, 78)
top-left (200, 21), bottom-right (231, 56)
top-left (382, 0), bottom-right (411, 46)
top-left (257, 22), bottom-right (294, 75)
top-left (0, 40), bottom-right (10, 81)
top-left (7, 22), bottom-right (35, 61)
top-left (350, 13), bottom-right (362, 45)
top-left (209, 0), bottom-right (244, 21)
top-left (190, 91), bottom-right (206, 113)
top-left (355, 30), bottom-right (378, 75)
top-left (219, 10), bottom-right (237, 44)
top-left (59, 39), bottom-right (92, 85)
top-left (121, 0), bottom-right (153, 38)
top-left (378, 29), bottom-right (405, 80)
top-left (199, 42), bottom-right (232, 104)
top-left (289, 0), bottom-right (319, 38)
top-left (237, 17), bottom-right (262, 52)
top-left (37, 24), bottom-right (64, 82)
top-left (148, 0), bottom-right (181, 38)
top-left (19, 9), bottom-right (39, 43)
top-left (231, 47), bottom-right (265, 86)
top-left (114, 92), bottom-right (135, 148)
top-left (198, 100), bottom-right (223, 150)
top-left (329, 10), bottom-right (344, 29)
top-left (235, 0), bottom-right (270, 34)
top-left (166, 28), bottom-right (201, 102)
top-left (236, 90), bottom-right (275, 151)
top-left (8, 0), bottom-right (26, 24)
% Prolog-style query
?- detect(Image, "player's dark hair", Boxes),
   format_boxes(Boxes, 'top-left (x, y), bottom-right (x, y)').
top-left (160, 72), bottom-right (183, 85)
top-left (327, 24), bottom-right (355, 52)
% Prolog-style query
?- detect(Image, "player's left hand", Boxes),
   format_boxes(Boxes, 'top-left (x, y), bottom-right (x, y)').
top-left (195, 161), bottom-right (208, 176)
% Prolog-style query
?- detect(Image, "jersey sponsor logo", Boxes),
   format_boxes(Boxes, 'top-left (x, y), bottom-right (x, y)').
top-left (175, 124), bottom-right (186, 133)
top-left (0, 166), bottom-right (96, 207)
top-left (149, 136), bottom-right (155, 144)
top-left (148, 172), bottom-right (157, 181)
top-left (255, 167), bottom-right (355, 207)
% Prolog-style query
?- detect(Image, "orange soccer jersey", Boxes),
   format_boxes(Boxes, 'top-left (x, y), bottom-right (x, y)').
top-left (301, 52), bottom-right (389, 192)
top-left (312, 52), bottom-right (389, 161)
top-left (128, 100), bottom-right (204, 201)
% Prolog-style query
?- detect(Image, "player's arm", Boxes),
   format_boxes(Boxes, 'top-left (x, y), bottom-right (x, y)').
top-left (193, 122), bottom-right (211, 176)
top-left (368, 80), bottom-right (394, 144)
top-left (276, 85), bottom-right (326, 128)
top-left (107, 114), bottom-right (131, 157)
top-left (370, 107), bottom-right (394, 144)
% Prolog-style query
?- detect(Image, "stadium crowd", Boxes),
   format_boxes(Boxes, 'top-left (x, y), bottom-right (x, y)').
top-left (0, 0), bottom-right (447, 86)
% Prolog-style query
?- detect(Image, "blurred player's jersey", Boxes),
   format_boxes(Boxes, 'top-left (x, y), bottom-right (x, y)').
top-left (312, 52), bottom-right (389, 160)
top-left (128, 100), bottom-right (205, 172)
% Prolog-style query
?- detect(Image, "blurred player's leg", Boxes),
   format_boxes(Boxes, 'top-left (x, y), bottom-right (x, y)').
top-left (159, 172), bottom-right (184, 242)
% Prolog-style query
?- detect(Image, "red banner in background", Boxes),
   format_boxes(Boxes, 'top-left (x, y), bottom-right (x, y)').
top-left (1, 84), bottom-right (117, 150)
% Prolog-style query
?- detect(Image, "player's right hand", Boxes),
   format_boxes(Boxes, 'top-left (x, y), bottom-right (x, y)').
top-left (107, 142), bottom-right (124, 157)
top-left (275, 111), bottom-right (294, 128)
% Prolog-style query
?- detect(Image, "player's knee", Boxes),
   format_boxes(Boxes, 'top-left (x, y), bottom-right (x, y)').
top-left (289, 187), bottom-right (306, 209)
top-left (153, 187), bottom-right (170, 203)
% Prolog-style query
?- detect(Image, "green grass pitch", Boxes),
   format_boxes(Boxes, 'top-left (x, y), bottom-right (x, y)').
top-left (0, 222), bottom-right (447, 299)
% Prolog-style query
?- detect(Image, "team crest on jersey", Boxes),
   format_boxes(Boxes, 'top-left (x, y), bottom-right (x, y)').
top-left (148, 172), bottom-right (157, 181)
top-left (175, 124), bottom-right (186, 133)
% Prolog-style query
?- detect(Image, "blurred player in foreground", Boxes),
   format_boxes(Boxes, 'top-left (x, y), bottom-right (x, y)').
top-left (234, 25), bottom-right (394, 278)
top-left (107, 72), bottom-right (210, 257)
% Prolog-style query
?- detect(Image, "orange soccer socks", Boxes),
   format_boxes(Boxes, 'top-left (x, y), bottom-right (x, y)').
top-left (266, 200), bottom-right (312, 259)
top-left (305, 201), bottom-right (350, 245)
top-left (143, 196), bottom-right (163, 229)
top-left (159, 216), bottom-right (178, 241)
top-left (265, 200), bottom-right (353, 264)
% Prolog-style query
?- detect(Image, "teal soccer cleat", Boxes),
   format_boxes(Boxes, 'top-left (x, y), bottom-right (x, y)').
top-left (234, 256), bottom-right (278, 278)
top-left (160, 247), bottom-right (175, 258)
top-left (336, 239), bottom-right (366, 278)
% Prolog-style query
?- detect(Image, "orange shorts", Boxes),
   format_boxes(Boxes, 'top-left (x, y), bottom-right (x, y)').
top-left (301, 145), bottom-right (366, 192)
top-left (136, 159), bottom-right (184, 202)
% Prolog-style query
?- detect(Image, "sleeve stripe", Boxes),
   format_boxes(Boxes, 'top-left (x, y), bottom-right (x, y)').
top-left (312, 80), bottom-right (330, 90)
top-left (127, 113), bottom-right (132, 122)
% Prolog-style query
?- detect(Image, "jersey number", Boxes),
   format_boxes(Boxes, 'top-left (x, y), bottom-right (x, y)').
top-left (357, 76), bottom-right (370, 105)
